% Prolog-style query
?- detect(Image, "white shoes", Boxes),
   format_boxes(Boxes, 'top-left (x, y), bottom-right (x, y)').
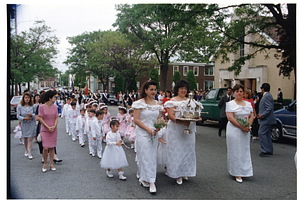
top-left (176, 177), bottom-right (183, 185)
top-left (149, 183), bottom-right (156, 193)
top-left (136, 171), bottom-right (140, 179)
top-left (24, 152), bottom-right (28, 157)
top-left (131, 144), bottom-right (134, 149)
top-left (28, 155), bottom-right (33, 160)
top-left (118, 171), bottom-right (126, 180)
top-left (183, 176), bottom-right (188, 180)
top-left (139, 178), bottom-right (150, 187)
top-left (236, 177), bottom-right (243, 183)
top-left (106, 171), bottom-right (113, 178)
top-left (80, 143), bottom-right (84, 147)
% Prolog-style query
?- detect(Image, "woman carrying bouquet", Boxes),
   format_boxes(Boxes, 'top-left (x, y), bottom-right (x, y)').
top-left (226, 84), bottom-right (254, 183)
top-left (132, 80), bottom-right (163, 193)
top-left (164, 80), bottom-right (199, 185)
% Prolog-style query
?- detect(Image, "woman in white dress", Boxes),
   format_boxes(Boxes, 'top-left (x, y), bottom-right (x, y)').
top-left (164, 80), bottom-right (200, 185)
top-left (132, 80), bottom-right (162, 193)
top-left (226, 84), bottom-right (254, 183)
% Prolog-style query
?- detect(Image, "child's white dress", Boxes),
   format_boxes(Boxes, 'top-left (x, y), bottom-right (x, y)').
top-left (157, 126), bottom-right (167, 168)
top-left (13, 125), bottom-right (22, 139)
top-left (100, 131), bottom-right (128, 170)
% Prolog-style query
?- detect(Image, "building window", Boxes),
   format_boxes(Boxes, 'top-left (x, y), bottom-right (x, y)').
top-left (240, 43), bottom-right (244, 57)
top-left (155, 65), bottom-right (161, 75)
top-left (204, 67), bottom-right (214, 76)
top-left (204, 81), bottom-right (214, 90)
top-left (183, 66), bottom-right (188, 76)
top-left (173, 66), bottom-right (179, 75)
top-left (193, 67), bottom-right (199, 76)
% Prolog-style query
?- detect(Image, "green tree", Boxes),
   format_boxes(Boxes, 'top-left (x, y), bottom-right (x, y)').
top-left (65, 30), bottom-right (153, 92)
top-left (186, 70), bottom-right (197, 90)
top-left (113, 4), bottom-right (222, 91)
top-left (172, 71), bottom-right (182, 84)
top-left (10, 20), bottom-right (59, 95)
top-left (148, 68), bottom-right (160, 90)
top-left (74, 71), bottom-right (88, 89)
top-left (60, 70), bottom-right (70, 87)
top-left (114, 73), bottom-right (125, 94)
top-left (212, 4), bottom-right (296, 79)
top-left (127, 78), bottom-right (137, 92)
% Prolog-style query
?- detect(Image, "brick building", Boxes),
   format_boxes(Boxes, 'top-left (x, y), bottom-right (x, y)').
top-left (137, 62), bottom-right (215, 91)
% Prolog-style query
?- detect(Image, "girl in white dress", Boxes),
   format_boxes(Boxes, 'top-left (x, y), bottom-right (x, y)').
top-left (13, 121), bottom-right (23, 144)
top-left (226, 84), bottom-right (254, 183)
top-left (100, 120), bottom-right (128, 180)
top-left (132, 80), bottom-right (163, 193)
top-left (157, 115), bottom-right (169, 170)
top-left (164, 80), bottom-right (200, 185)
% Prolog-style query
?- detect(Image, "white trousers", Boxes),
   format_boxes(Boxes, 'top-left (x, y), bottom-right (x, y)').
top-left (78, 128), bottom-right (86, 145)
top-left (69, 123), bottom-right (77, 140)
top-left (89, 134), bottom-right (102, 157)
top-left (65, 118), bottom-right (70, 133)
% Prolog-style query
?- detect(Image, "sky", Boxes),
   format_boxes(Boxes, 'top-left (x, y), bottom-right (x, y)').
top-left (6, 1), bottom-right (235, 74)
top-left (14, 3), bottom-right (119, 73)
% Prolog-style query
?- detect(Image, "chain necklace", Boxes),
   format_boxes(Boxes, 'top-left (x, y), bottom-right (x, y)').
top-left (45, 103), bottom-right (53, 111)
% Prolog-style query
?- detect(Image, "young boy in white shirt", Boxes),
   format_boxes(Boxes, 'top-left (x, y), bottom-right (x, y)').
top-left (84, 109), bottom-right (100, 156)
top-left (76, 108), bottom-right (86, 147)
top-left (94, 110), bottom-right (105, 158)
top-left (69, 101), bottom-right (80, 141)
top-left (61, 97), bottom-right (71, 134)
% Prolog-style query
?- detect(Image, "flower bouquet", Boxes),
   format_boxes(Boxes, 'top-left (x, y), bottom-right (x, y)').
top-left (236, 116), bottom-right (250, 127)
top-left (151, 119), bottom-right (166, 144)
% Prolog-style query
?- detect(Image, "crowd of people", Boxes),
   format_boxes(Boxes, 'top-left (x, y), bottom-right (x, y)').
top-left (13, 79), bottom-right (278, 193)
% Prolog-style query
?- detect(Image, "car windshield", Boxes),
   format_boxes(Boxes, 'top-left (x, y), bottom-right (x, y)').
top-left (205, 89), bottom-right (217, 100)
top-left (11, 96), bottom-right (22, 104)
top-left (110, 95), bottom-right (116, 98)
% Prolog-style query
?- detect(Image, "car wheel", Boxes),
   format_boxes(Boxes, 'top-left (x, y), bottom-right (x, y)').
top-left (271, 123), bottom-right (283, 142)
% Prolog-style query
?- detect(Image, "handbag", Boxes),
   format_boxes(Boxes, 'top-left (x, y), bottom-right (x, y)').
top-left (37, 134), bottom-right (42, 142)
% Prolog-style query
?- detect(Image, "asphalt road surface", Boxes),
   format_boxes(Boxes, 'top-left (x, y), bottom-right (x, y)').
top-left (8, 105), bottom-right (297, 199)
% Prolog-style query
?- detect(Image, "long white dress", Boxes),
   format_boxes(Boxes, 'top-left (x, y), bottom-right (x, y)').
top-left (164, 100), bottom-right (197, 178)
top-left (226, 100), bottom-right (253, 177)
top-left (157, 126), bottom-right (167, 168)
top-left (132, 100), bottom-right (163, 183)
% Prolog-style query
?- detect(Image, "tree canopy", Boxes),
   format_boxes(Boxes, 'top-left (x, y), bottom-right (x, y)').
top-left (10, 20), bottom-right (59, 92)
top-left (113, 4), bottom-right (223, 91)
top-left (211, 4), bottom-right (296, 79)
top-left (64, 30), bottom-right (153, 92)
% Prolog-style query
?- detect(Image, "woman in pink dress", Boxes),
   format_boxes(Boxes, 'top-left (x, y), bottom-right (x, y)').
top-left (38, 90), bottom-right (59, 173)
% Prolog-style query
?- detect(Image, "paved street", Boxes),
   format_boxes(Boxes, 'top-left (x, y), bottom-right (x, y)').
top-left (9, 105), bottom-right (296, 199)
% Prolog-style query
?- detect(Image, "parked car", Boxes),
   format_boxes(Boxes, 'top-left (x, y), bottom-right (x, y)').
top-left (200, 88), bottom-right (228, 123)
top-left (271, 100), bottom-right (297, 142)
top-left (107, 94), bottom-right (119, 105)
top-left (10, 95), bottom-right (22, 120)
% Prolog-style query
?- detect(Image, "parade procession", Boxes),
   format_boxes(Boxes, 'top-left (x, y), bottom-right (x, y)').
top-left (8, 3), bottom-right (296, 200)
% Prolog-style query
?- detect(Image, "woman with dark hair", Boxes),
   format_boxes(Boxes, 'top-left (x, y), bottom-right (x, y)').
top-left (36, 91), bottom-right (62, 164)
top-left (133, 80), bottom-right (163, 193)
top-left (33, 94), bottom-right (40, 106)
top-left (164, 80), bottom-right (198, 185)
top-left (17, 92), bottom-right (37, 159)
top-left (226, 84), bottom-right (254, 183)
top-left (38, 90), bottom-right (59, 172)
